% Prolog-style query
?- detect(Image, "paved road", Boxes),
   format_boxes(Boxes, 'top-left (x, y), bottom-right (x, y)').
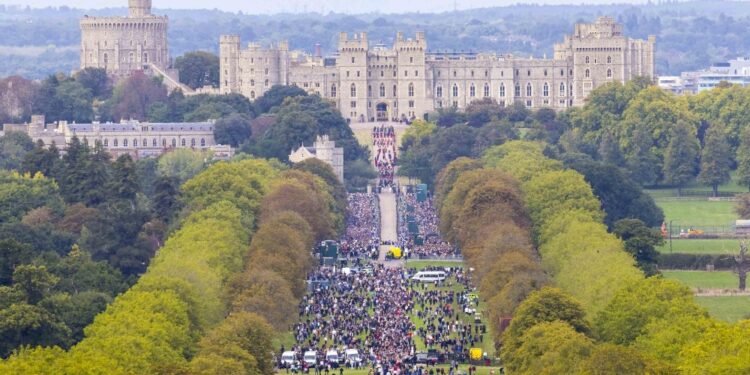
top-left (378, 187), bottom-right (404, 268)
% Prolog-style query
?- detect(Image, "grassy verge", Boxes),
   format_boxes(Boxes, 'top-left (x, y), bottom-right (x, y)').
top-left (695, 296), bottom-right (750, 322)
top-left (662, 270), bottom-right (739, 289)
top-left (657, 239), bottom-right (743, 254)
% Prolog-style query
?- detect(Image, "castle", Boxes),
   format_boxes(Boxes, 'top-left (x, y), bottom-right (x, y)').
top-left (220, 17), bottom-right (655, 122)
top-left (289, 135), bottom-right (345, 182)
top-left (80, 0), bottom-right (174, 81)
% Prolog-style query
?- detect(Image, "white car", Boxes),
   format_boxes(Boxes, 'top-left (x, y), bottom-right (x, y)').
top-left (326, 350), bottom-right (340, 368)
top-left (281, 351), bottom-right (298, 368)
top-left (412, 271), bottom-right (447, 283)
top-left (303, 351), bottom-right (318, 367)
top-left (345, 349), bottom-right (363, 367)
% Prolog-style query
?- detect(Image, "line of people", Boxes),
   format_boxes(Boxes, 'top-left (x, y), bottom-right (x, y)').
top-left (340, 193), bottom-right (381, 258)
top-left (398, 191), bottom-right (457, 259)
top-left (373, 125), bottom-right (397, 188)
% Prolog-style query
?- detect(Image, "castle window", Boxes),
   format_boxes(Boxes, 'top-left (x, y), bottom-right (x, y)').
top-left (393, 85), bottom-right (397, 96)
top-left (470, 84), bottom-right (476, 97)
top-left (485, 70), bottom-right (489, 77)
top-left (410, 57), bottom-right (414, 63)
top-left (142, 138), bottom-right (147, 147)
top-left (437, 86), bottom-right (443, 98)
top-left (113, 139), bottom-right (118, 147)
top-left (103, 139), bottom-right (109, 147)
top-left (543, 83), bottom-right (549, 97)
top-left (526, 83), bottom-right (532, 97)
top-left (181, 139), bottom-right (186, 147)
top-left (561, 69), bottom-right (564, 76)
top-left (585, 69), bottom-right (590, 78)
top-left (368, 85), bottom-right (372, 96)
top-left (499, 83), bottom-right (505, 97)
top-left (585, 56), bottom-right (590, 64)
top-left (452, 84), bottom-right (458, 97)
top-left (415, 70), bottom-right (419, 77)
top-left (607, 56), bottom-right (612, 64)
top-left (380, 84), bottom-right (386, 97)
top-left (351, 57), bottom-right (355, 63)
top-left (265, 80), bottom-right (269, 87)
top-left (381, 71), bottom-right (384, 77)
top-left (350, 101), bottom-right (356, 108)
top-left (251, 79), bottom-right (255, 86)
top-left (172, 139), bottom-right (177, 148)
top-left (527, 70), bottom-right (531, 76)
top-left (514, 84), bottom-right (521, 97)
top-left (123, 139), bottom-right (128, 147)
top-left (265, 68), bottom-right (269, 75)
top-left (471, 71), bottom-right (475, 77)
top-left (560, 83), bottom-right (566, 96)
top-left (408, 83), bottom-right (415, 97)
top-left (453, 70), bottom-right (457, 77)
top-left (201, 139), bottom-right (206, 147)
top-left (409, 100), bottom-right (415, 108)
top-left (393, 70), bottom-right (397, 77)
top-left (404, 70), bottom-right (408, 77)
top-left (251, 91), bottom-right (256, 99)
top-left (484, 84), bottom-right (490, 98)
top-left (526, 100), bottom-right (532, 108)
top-left (163, 139), bottom-right (167, 147)
top-left (331, 85), bottom-right (337, 97)
top-left (351, 83), bottom-right (357, 97)
top-left (607, 69), bottom-right (612, 78)
top-left (191, 139), bottom-right (196, 147)
top-left (347, 71), bottom-right (350, 78)
top-left (153, 139), bottom-right (158, 147)
top-left (144, 53), bottom-right (149, 63)
top-left (357, 71), bottom-right (360, 77)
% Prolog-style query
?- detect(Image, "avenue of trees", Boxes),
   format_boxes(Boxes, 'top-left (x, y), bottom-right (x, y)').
top-left (0, 156), bottom-right (345, 374)
top-left (437, 141), bottom-right (750, 373)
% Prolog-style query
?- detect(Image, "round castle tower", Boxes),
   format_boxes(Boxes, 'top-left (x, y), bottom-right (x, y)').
top-left (80, 0), bottom-right (168, 79)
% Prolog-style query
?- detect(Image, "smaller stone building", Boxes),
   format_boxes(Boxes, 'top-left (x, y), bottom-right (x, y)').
top-left (289, 135), bottom-right (345, 182)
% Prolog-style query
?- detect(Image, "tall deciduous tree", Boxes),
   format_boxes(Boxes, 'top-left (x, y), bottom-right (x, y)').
top-left (698, 123), bottom-right (732, 196)
top-left (735, 126), bottom-right (750, 191)
top-left (626, 126), bottom-right (660, 187)
top-left (174, 51), bottom-right (220, 90)
top-left (613, 219), bottom-right (663, 276)
top-left (663, 121), bottom-right (699, 195)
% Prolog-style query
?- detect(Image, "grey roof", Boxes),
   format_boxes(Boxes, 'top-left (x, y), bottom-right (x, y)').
top-left (67, 122), bottom-right (214, 132)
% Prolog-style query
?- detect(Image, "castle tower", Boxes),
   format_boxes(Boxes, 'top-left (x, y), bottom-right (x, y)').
top-left (219, 35), bottom-right (241, 94)
top-left (129, 0), bottom-right (152, 17)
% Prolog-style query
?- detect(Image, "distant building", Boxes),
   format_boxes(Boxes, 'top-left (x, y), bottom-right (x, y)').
top-left (5, 115), bottom-right (229, 159)
top-left (664, 58), bottom-right (750, 95)
top-left (658, 76), bottom-right (687, 94)
top-left (289, 135), bottom-right (344, 182)
top-left (220, 17), bottom-right (656, 122)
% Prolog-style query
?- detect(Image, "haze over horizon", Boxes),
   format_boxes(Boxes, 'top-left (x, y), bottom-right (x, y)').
top-left (2, 0), bottom-right (658, 14)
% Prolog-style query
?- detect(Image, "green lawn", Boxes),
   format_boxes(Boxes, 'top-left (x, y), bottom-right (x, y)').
top-left (656, 200), bottom-right (737, 227)
top-left (646, 173), bottom-right (748, 198)
top-left (662, 271), bottom-right (738, 289)
top-left (657, 239), bottom-right (743, 254)
top-left (695, 296), bottom-right (750, 322)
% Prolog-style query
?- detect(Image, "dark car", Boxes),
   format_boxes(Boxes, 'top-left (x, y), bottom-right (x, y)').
top-left (426, 349), bottom-right (444, 364)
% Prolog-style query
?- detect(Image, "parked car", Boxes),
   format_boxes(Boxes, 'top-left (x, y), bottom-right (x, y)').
top-left (303, 351), bottom-right (318, 367)
top-left (344, 348), bottom-right (363, 368)
top-left (281, 351), bottom-right (299, 368)
top-left (325, 350), bottom-right (340, 368)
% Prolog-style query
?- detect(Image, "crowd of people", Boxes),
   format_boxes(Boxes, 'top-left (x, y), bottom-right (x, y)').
top-left (373, 125), bottom-right (397, 187)
top-left (340, 193), bottom-right (381, 258)
top-left (398, 192), bottom-right (457, 259)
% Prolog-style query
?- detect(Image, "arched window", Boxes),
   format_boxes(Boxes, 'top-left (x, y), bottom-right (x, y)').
top-left (526, 83), bottom-right (532, 97)
top-left (452, 84), bottom-right (458, 97)
top-left (350, 83), bottom-right (357, 97)
top-left (585, 69), bottom-right (590, 78)
top-left (436, 86), bottom-right (443, 98)
top-left (560, 83), bottom-right (566, 96)
top-left (585, 56), bottom-right (590, 64)
top-left (499, 83), bottom-right (505, 97)
top-left (103, 139), bottom-right (109, 147)
top-left (543, 83), bottom-right (549, 97)
top-left (331, 84), bottom-right (337, 98)
top-left (191, 139), bottom-right (196, 147)
top-left (484, 83), bottom-right (490, 98)
top-left (380, 84), bottom-right (385, 97)
top-left (250, 91), bottom-right (256, 99)
top-left (123, 139), bottom-right (128, 147)
top-left (201, 138), bottom-right (206, 147)
top-left (142, 138), bottom-right (147, 147)
top-left (153, 139), bottom-right (158, 147)
top-left (469, 84), bottom-right (476, 97)
top-left (181, 139), bottom-right (186, 147)
top-left (408, 83), bottom-right (414, 97)
top-left (607, 56), bottom-right (612, 64)
top-left (162, 139), bottom-right (167, 147)
top-left (250, 79), bottom-right (255, 86)
top-left (514, 84), bottom-right (521, 97)
top-left (172, 139), bottom-right (177, 148)
top-left (103, 53), bottom-right (108, 66)
top-left (607, 69), bottom-right (612, 78)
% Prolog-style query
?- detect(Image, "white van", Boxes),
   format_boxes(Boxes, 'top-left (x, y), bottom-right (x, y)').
top-left (281, 351), bottom-right (298, 368)
top-left (411, 271), bottom-right (447, 283)
top-left (325, 350), bottom-right (340, 367)
top-left (303, 351), bottom-right (318, 367)
top-left (345, 349), bottom-right (362, 367)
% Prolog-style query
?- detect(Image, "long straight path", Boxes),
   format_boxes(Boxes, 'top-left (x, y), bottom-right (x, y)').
top-left (378, 187), bottom-right (402, 267)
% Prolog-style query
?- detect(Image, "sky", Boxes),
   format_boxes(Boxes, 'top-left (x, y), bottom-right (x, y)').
top-left (3, 0), bottom-right (652, 14)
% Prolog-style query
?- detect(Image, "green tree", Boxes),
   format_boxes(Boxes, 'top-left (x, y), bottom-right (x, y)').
top-left (254, 85), bottom-right (307, 113)
top-left (157, 148), bottom-right (209, 184)
top-left (736, 126), bottom-right (750, 191)
top-left (174, 51), bottom-right (220, 89)
top-left (12, 264), bottom-right (59, 304)
top-left (625, 126), bottom-right (660, 187)
top-left (679, 320), bottom-right (750, 375)
top-left (152, 175), bottom-right (181, 222)
top-left (0, 303), bottom-right (71, 358)
top-left (0, 131), bottom-right (35, 171)
top-left (105, 71), bottom-right (168, 122)
top-left (505, 321), bottom-right (594, 375)
top-left (55, 81), bottom-right (94, 123)
top-left (613, 219), bottom-right (664, 276)
top-left (581, 343), bottom-right (656, 375)
top-left (698, 124), bottom-right (732, 196)
top-left (597, 129), bottom-right (624, 166)
top-left (74, 67), bottom-right (111, 99)
top-left (108, 154), bottom-right (139, 202)
top-left (22, 140), bottom-right (60, 178)
top-left (214, 113), bottom-right (252, 147)
top-left (663, 121), bottom-right (699, 195)
top-left (0, 239), bottom-right (33, 285)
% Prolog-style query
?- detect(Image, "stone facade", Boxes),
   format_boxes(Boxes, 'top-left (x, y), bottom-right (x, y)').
top-left (80, 0), bottom-right (170, 79)
top-left (289, 135), bottom-right (345, 182)
top-left (7, 115), bottom-right (222, 159)
top-left (220, 17), bottom-right (656, 122)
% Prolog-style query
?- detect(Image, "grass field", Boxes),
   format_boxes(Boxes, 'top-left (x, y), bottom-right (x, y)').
top-left (656, 199), bottom-right (737, 227)
top-left (657, 239), bottom-right (743, 254)
top-left (662, 270), bottom-right (738, 289)
top-left (646, 173), bottom-right (747, 198)
top-left (695, 296), bottom-right (750, 322)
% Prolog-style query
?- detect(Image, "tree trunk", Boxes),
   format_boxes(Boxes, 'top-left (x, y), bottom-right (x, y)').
top-left (739, 270), bottom-right (747, 291)
top-left (713, 184), bottom-right (719, 197)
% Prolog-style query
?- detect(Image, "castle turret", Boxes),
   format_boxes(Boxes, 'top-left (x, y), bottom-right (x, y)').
top-left (129, 0), bottom-right (152, 17)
